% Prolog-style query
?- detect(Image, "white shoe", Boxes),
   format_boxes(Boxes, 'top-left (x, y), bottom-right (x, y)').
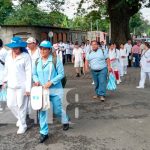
top-left (136, 86), bottom-right (144, 89)
top-left (17, 126), bottom-right (27, 134)
top-left (92, 82), bottom-right (95, 85)
top-left (117, 80), bottom-right (120, 84)
top-left (16, 121), bottom-right (21, 127)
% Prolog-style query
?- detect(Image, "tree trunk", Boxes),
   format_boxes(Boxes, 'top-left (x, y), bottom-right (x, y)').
top-left (109, 10), bottom-right (131, 46)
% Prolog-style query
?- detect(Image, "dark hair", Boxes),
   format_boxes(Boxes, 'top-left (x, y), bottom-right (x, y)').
top-left (144, 42), bottom-right (150, 49)
top-left (91, 40), bottom-right (98, 45)
top-left (75, 41), bottom-right (79, 45)
top-left (0, 39), bottom-right (3, 48)
top-left (20, 47), bottom-right (28, 53)
top-left (97, 42), bottom-right (101, 46)
top-left (81, 42), bottom-right (85, 45)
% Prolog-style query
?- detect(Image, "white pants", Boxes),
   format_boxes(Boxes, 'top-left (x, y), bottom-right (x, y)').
top-left (120, 65), bottom-right (127, 76)
top-left (139, 70), bottom-right (150, 87)
top-left (7, 88), bottom-right (28, 129)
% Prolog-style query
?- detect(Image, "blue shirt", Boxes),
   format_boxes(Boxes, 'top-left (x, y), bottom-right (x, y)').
top-left (86, 49), bottom-right (108, 70)
top-left (32, 54), bottom-right (64, 96)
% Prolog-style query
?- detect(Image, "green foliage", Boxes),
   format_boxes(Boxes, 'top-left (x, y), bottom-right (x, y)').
top-left (0, 0), bottom-right (13, 25)
top-left (129, 12), bottom-right (143, 31)
top-left (4, 2), bottom-right (68, 27)
top-left (129, 12), bottom-right (150, 36)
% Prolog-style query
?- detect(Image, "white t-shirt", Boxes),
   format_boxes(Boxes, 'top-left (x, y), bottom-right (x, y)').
top-left (73, 48), bottom-right (83, 62)
top-left (85, 44), bottom-right (91, 54)
top-left (65, 44), bottom-right (71, 55)
top-left (27, 47), bottom-right (40, 68)
top-left (124, 43), bottom-right (132, 54)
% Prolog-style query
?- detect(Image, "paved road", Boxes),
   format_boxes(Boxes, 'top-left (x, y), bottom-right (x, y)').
top-left (0, 64), bottom-right (150, 150)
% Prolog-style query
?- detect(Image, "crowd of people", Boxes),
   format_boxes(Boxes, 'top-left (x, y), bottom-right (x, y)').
top-left (0, 36), bottom-right (150, 143)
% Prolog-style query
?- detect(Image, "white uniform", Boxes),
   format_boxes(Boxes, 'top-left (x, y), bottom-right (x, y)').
top-left (124, 43), bottom-right (132, 61)
top-left (27, 47), bottom-right (40, 114)
top-left (0, 48), bottom-right (7, 85)
top-left (119, 48), bottom-right (128, 76)
top-left (27, 47), bottom-right (40, 69)
top-left (85, 44), bottom-right (91, 54)
top-left (4, 52), bottom-right (32, 130)
top-left (138, 49), bottom-right (150, 87)
top-left (73, 48), bottom-right (83, 68)
top-left (124, 43), bottom-right (132, 55)
top-left (109, 49), bottom-right (120, 70)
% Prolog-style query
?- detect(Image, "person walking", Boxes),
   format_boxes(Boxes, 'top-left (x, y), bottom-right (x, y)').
top-left (33, 40), bottom-right (69, 143)
top-left (136, 42), bottom-right (150, 89)
top-left (119, 43), bottom-right (128, 77)
top-left (108, 43), bottom-right (120, 84)
top-left (26, 37), bottom-right (40, 124)
top-left (132, 42), bottom-right (140, 67)
top-left (72, 41), bottom-right (84, 77)
top-left (4, 37), bottom-right (32, 134)
top-left (0, 39), bottom-right (8, 111)
top-left (124, 39), bottom-right (132, 67)
top-left (86, 40), bottom-right (111, 102)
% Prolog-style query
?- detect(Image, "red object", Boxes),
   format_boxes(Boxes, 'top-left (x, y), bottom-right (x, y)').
top-left (114, 71), bottom-right (119, 80)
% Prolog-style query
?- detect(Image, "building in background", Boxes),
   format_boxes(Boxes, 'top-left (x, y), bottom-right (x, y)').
top-left (87, 31), bottom-right (108, 44)
top-left (0, 25), bottom-right (87, 47)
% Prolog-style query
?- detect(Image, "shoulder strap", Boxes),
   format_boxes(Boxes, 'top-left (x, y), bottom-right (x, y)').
top-left (35, 58), bottom-right (39, 67)
top-left (52, 53), bottom-right (57, 69)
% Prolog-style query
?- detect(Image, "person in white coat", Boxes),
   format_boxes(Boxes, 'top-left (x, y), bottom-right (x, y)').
top-left (136, 42), bottom-right (150, 88)
top-left (0, 39), bottom-right (8, 111)
top-left (108, 43), bottom-right (120, 84)
top-left (4, 37), bottom-right (32, 134)
top-left (72, 41), bottom-right (84, 77)
top-left (26, 37), bottom-right (40, 123)
top-left (119, 44), bottom-right (128, 76)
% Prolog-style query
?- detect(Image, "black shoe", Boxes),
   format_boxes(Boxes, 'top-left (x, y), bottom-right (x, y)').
top-left (26, 115), bottom-right (34, 129)
top-left (76, 73), bottom-right (80, 77)
top-left (39, 134), bottom-right (49, 143)
top-left (63, 123), bottom-right (69, 131)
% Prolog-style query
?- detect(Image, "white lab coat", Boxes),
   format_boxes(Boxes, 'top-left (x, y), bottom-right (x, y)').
top-left (0, 48), bottom-right (8, 85)
top-left (3, 52), bottom-right (32, 129)
top-left (140, 49), bottom-right (150, 72)
top-left (27, 47), bottom-right (40, 69)
top-left (119, 49), bottom-right (128, 66)
top-left (109, 48), bottom-right (120, 70)
top-left (138, 49), bottom-right (150, 87)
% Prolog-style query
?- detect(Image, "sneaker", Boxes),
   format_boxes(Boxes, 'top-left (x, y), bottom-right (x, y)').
top-left (16, 120), bottom-right (21, 127)
top-left (17, 126), bottom-right (27, 134)
top-left (93, 95), bottom-right (99, 99)
top-left (92, 81), bottom-right (95, 85)
top-left (76, 73), bottom-right (80, 77)
top-left (117, 80), bottom-right (120, 84)
top-left (100, 96), bottom-right (105, 102)
top-left (136, 86), bottom-right (144, 89)
top-left (63, 123), bottom-right (69, 131)
top-left (39, 134), bottom-right (49, 143)
top-left (26, 115), bottom-right (34, 129)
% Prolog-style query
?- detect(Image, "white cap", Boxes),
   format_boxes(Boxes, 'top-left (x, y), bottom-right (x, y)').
top-left (26, 37), bottom-right (36, 44)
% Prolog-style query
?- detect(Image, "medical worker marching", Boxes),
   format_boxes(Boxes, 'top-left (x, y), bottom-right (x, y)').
top-left (0, 39), bottom-right (8, 111)
top-left (4, 37), bottom-right (32, 134)
top-left (136, 42), bottom-right (150, 89)
top-left (26, 37), bottom-right (40, 124)
top-left (32, 40), bottom-right (69, 143)
top-left (119, 43), bottom-right (128, 77)
top-left (108, 43), bottom-right (121, 84)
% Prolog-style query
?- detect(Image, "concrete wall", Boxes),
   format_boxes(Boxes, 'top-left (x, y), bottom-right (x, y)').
top-left (0, 26), bottom-right (87, 48)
